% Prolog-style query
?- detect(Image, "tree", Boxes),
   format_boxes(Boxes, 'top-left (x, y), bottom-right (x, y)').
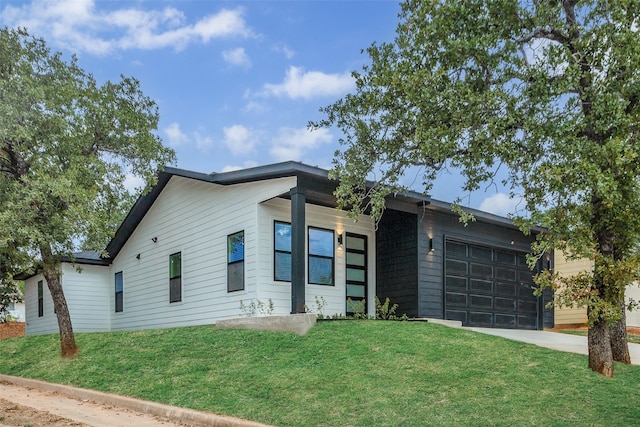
top-left (0, 28), bottom-right (175, 356)
top-left (0, 275), bottom-right (23, 323)
top-left (311, 1), bottom-right (640, 376)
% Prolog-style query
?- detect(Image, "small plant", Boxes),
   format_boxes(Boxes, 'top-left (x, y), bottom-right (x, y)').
top-left (239, 298), bottom-right (274, 317)
top-left (305, 296), bottom-right (328, 319)
top-left (375, 296), bottom-right (399, 320)
top-left (347, 298), bottom-right (369, 319)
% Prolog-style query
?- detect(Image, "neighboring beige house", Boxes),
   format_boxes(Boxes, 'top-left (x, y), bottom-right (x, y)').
top-left (553, 251), bottom-right (640, 327)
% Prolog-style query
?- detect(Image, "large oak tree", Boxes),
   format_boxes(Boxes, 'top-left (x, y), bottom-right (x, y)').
top-left (312, 1), bottom-right (640, 376)
top-left (0, 28), bottom-right (175, 356)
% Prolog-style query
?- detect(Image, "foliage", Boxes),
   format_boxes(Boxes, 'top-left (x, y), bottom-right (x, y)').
top-left (0, 28), bottom-right (175, 355)
top-left (375, 296), bottom-right (400, 320)
top-left (0, 279), bottom-right (22, 323)
top-left (346, 298), bottom-right (368, 319)
top-left (305, 295), bottom-right (328, 319)
top-left (239, 298), bottom-right (275, 317)
top-left (311, 0), bottom-right (640, 375)
top-left (2, 323), bottom-right (640, 426)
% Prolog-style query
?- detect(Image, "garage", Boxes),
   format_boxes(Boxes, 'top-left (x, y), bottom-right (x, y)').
top-left (444, 239), bottom-right (541, 329)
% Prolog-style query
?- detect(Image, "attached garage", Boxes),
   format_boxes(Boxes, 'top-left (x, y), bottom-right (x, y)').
top-left (444, 239), bottom-right (540, 329)
top-left (376, 204), bottom-right (554, 330)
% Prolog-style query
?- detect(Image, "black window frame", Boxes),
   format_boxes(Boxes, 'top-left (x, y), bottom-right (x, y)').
top-left (114, 271), bottom-right (124, 313)
top-left (169, 252), bottom-right (182, 303)
top-left (274, 221), bottom-right (292, 282)
top-left (308, 226), bottom-right (335, 286)
top-left (227, 231), bottom-right (245, 292)
top-left (37, 280), bottom-right (44, 317)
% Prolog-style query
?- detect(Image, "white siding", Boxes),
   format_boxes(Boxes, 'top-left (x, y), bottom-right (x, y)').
top-left (60, 264), bottom-right (111, 332)
top-left (257, 198), bottom-right (376, 317)
top-left (24, 264), bottom-right (110, 335)
top-left (108, 176), bottom-right (297, 331)
top-left (24, 274), bottom-right (56, 335)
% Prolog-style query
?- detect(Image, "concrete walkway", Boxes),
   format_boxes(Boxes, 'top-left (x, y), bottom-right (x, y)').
top-left (468, 327), bottom-right (640, 365)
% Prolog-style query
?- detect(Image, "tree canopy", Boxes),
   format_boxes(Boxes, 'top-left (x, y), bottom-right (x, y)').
top-left (312, 0), bottom-right (640, 376)
top-left (0, 28), bottom-right (175, 355)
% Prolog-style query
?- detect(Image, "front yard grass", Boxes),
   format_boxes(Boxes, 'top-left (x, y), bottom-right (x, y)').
top-left (1, 321), bottom-right (639, 426)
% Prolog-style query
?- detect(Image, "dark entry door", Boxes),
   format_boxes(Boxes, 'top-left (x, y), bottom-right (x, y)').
top-left (444, 239), bottom-right (539, 329)
top-left (345, 233), bottom-right (367, 315)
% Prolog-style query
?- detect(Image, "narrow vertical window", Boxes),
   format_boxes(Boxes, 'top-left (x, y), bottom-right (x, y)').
top-left (115, 272), bottom-right (123, 313)
top-left (228, 231), bottom-right (245, 292)
top-left (274, 221), bottom-right (292, 282)
top-left (37, 280), bottom-right (44, 317)
top-left (169, 252), bottom-right (182, 303)
top-left (308, 227), bottom-right (335, 285)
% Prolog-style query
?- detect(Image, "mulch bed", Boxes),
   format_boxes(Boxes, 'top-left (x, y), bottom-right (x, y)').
top-left (0, 322), bottom-right (26, 340)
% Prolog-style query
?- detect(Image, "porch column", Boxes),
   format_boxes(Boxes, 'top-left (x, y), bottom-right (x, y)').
top-left (290, 185), bottom-right (306, 313)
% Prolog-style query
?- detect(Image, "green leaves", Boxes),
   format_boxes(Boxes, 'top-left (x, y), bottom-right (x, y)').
top-left (0, 28), bottom-right (176, 263)
top-left (313, 1), bottom-right (640, 328)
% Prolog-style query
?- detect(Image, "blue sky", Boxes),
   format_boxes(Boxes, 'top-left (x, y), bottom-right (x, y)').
top-left (0, 0), bottom-right (516, 216)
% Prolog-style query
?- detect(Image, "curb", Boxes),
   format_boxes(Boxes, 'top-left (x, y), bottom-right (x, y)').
top-left (0, 374), bottom-right (271, 427)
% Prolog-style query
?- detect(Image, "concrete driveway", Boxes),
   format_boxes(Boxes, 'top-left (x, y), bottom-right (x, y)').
top-left (468, 327), bottom-right (640, 365)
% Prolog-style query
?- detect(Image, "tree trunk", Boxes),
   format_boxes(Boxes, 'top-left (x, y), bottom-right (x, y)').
top-left (588, 314), bottom-right (614, 377)
top-left (610, 298), bottom-right (631, 364)
top-left (40, 246), bottom-right (78, 358)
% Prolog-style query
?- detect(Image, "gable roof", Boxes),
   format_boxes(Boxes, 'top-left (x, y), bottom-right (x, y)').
top-left (101, 161), bottom-right (534, 264)
top-left (103, 161), bottom-right (433, 262)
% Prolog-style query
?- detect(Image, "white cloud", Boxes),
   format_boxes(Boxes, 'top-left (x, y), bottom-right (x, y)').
top-left (270, 127), bottom-right (332, 161)
top-left (221, 161), bottom-right (258, 172)
top-left (263, 66), bottom-right (355, 100)
top-left (479, 193), bottom-right (520, 217)
top-left (194, 132), bottom-right (214, 150)
top-left (244, 100), bottom-right (268, 113)
top-left (222, 124), bottom-right (258, 156)
top-left (0, 1), bottom-right (253, 55)
top-left (164, 122), bottom-right (189, 147)
top-left (123, 173), bottom-right (145, 193)
top-left (272, 44), bottom-right (295, 59)
top-left (223, 47), bottom-right (251, 68)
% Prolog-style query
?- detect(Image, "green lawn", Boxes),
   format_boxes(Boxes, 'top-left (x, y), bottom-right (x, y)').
top-left (1, 321), bottom-right (639, 426)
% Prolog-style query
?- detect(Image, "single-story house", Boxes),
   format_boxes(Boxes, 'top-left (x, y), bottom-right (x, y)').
top-left (553, 252), bottom-right (640, 327)
top-left (22, 161), bottom-right (554, 335)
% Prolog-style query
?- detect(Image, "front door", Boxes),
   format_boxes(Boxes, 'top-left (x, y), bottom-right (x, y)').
top-left (345, 233), bottom-right (368, 315)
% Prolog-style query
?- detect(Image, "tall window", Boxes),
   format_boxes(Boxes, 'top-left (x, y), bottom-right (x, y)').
top-left (228, 231), bottom-right (245, 292)
top-left (169, 252), bottom-right (182, 303)
top-left (274, 221), bottom-right (292, 282)
top-left (37, 280), bottom-right (44, 317)
top-left (115, 272), bottom-right (124, 313)
top-left (308, 227), bottom-right (335, 285)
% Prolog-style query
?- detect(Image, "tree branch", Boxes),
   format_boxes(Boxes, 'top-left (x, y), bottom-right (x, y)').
top-left (517, 27), bottom-right (569, 45)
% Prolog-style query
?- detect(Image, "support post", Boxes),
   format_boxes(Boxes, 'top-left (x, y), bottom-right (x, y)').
top-left (290, 185), bottom-right (306, 313)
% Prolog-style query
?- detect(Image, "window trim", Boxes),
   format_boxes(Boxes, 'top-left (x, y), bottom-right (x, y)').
top-left (169, 252), bottom-right (182, 303)
top-left (227, 231), bottom-right (245, 292)
top-left (308, 226), bottom-right (335, 286)
top-left (274, 221), bottom-right (292, 282)
top-left (114, 271), bottom-right (124, 313)
top-left (37, 280), bottom-right (44, 317)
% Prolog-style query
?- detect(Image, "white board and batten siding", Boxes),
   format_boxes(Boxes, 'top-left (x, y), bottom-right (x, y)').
top-left (108, 175), bottom-right (297, 331)
top-left (258, 197), bottom-right (377, 317)
top-left (23, 265), bottom-right (111, 335)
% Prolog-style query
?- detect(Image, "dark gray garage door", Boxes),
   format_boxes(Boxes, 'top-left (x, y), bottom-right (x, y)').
top-left (444, 239), bottom-right (539, 329)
